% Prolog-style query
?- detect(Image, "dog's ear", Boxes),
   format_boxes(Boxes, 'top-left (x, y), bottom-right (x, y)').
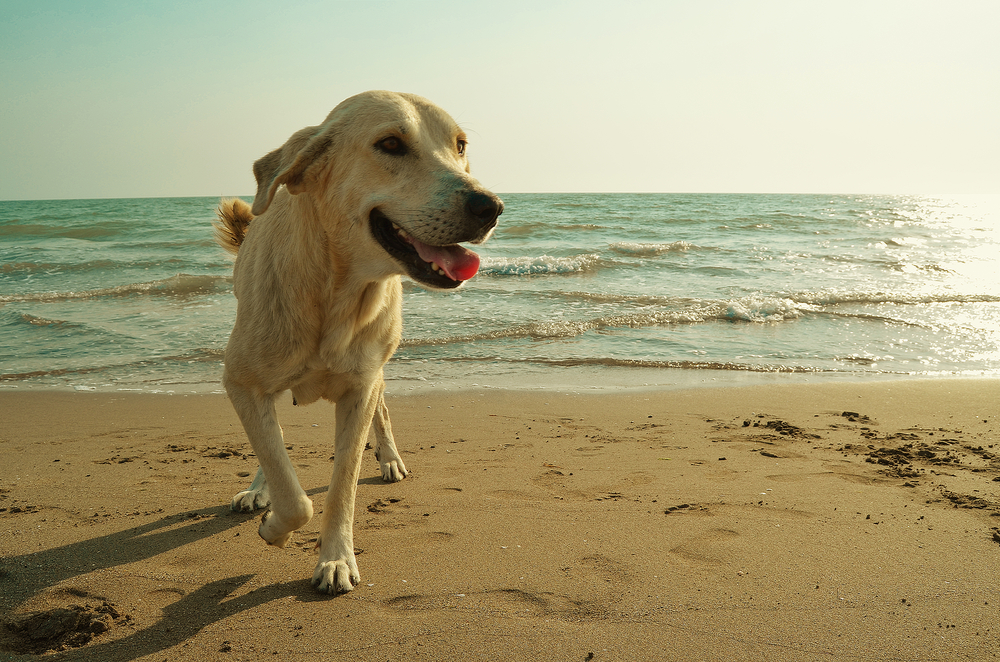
top-left (251, 126), bottom-right (335, 215)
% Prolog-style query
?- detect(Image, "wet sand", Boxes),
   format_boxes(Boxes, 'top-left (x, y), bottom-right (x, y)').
top-left (1, 378), bottom-right (998, 661)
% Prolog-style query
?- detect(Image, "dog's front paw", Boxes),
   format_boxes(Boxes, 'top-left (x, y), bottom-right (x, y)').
top-left (312, 557), bottom-right (360, 594)
top-left (231, 487), bottom-right (270, 512)
top-left (257, 496), bottom-right (313, 547)
top-left (258, 510), bottom-right (294, 547)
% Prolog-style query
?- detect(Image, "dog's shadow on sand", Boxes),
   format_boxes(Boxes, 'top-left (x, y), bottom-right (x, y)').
top-left (0, 485), bottom-right (333, 660)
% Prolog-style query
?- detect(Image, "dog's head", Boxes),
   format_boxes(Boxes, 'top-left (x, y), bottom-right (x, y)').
top-left (250, 90), bottom-right (503, 290)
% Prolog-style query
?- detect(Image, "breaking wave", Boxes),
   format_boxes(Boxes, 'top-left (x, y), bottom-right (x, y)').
top-left (0, 274), bottom-right (231, 303)
top-left (480, 254), bottom-right (606, 276)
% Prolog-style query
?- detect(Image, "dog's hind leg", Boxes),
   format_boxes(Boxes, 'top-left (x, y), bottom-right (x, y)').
top-left (313, 380), bottom-right (381, 594)
top-left (227, 384), bottom-right (313, 548)
top-left (231, 465), bottom-right (270, 511)
top-left (372, 378), bottom-right (408, 483)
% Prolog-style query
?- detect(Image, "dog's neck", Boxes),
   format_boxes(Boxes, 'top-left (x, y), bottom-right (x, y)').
top-left (281, 190), bottom-right (396, 288)
top-left (274, 190), bottom-right (403, 349)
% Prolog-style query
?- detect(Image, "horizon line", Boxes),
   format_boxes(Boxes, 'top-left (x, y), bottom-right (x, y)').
top-left (4, 191), bottom-right (999, 204)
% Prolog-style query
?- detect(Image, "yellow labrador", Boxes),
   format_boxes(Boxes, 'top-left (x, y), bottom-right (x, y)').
top-left (215, 90), bottom-right (502, 594)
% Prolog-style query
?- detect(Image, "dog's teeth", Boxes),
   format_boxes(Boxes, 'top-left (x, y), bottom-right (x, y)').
top-left (429, 261), bottom-right (439, 272)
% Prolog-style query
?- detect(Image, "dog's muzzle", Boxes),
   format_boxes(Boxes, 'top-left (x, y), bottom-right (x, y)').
top-left (369, 191), bottom-right (503, 290)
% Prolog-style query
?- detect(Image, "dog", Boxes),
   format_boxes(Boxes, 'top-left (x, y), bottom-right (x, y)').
top-left (214, 90), bottom-right (502, 594)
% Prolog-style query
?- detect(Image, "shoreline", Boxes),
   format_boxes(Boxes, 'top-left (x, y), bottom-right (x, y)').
top-left (3, 363), bottom-right (998, 397)
top-left (1, 377), bottom-right (998, 660)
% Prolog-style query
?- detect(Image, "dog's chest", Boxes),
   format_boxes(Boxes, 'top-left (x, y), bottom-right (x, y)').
top-left (293, 312), bottom-right (400, 404)
top-left (313, 283), bottom-right (402, 373)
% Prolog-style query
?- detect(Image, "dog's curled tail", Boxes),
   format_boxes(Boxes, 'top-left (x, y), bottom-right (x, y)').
top-left (215, 198), bottom-right (254, 255)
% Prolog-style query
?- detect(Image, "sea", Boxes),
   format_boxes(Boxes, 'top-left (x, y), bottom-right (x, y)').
top-left (2, 193), bottom-right (999, 394)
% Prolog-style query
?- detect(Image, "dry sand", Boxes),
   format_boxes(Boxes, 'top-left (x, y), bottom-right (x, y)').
top-left (1, 378), bottom-right (998, 661)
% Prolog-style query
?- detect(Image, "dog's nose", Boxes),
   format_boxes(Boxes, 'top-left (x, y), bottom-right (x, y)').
top-left (466, 192), bottom-right (503, 224)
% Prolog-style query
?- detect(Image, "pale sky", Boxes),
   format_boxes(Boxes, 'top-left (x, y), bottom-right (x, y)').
top-left (2, 0), bottom-right (997, 200)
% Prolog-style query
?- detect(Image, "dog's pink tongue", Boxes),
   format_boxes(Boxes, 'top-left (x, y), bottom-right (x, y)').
top-left (412, 241), bottom-right (481, 281)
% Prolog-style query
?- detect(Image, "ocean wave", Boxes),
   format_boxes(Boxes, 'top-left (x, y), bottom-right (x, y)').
top-left (791, 291), bottom-right (1000, 307)
top-left (0, 258), bottom-right (193, 276)
top-left (0, 222), bottom-right (128, 240)
top-left (884, 236), bottom-right (927, 247)
top-left (553, 291), bottom-right (694, 306)
top-left (888, 262), bottom-right (956, 275)
top-left (499, 222), bottom-right (548, 237)
top-left (480, 254), bottom-right (605, 276)
top-left (813, 310), bottom-right (934, 329)
top-left (399, 354), bottom-right (833, 374)
top-left (608, 241), bottom-right (706, 256)
top-left (0, 348), bottom-right (225, 383)
top-left (499, 219), bottom-right (609, 233)
top-left (2, 259), bottom-right (118, 275)
top-left (401, 296), bottom-right (803, 346)
top-left (558, 224), bottom-right (608, 231)
top-left (527, 357), bottom-right (827, 373)
top-left (722, 297), bottom-right (801, 322)
top-left (0, 273), bottom-right (231, 303)
top-left (18, 313), bottom-right (82, 328)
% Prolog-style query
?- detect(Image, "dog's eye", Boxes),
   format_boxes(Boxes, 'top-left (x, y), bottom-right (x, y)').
top-left (457, 139), bottom-right (467, 156)
top-left (376, 137), bottom-right (406, 156)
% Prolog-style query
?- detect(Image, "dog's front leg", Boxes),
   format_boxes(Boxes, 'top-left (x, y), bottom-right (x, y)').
top-left (312, 381), bottom-right (381, 594)
top-left (227, 384), bottom-right (314, 547)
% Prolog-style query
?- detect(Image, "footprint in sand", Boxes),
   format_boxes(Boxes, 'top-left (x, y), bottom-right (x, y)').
top-left (669, 527), bottom-right (741, 566)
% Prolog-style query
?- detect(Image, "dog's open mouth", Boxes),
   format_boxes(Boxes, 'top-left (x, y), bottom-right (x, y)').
top-left (369, 209), bottom-right (481, 289)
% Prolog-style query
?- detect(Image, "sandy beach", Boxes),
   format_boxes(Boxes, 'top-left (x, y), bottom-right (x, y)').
top-left (1, 378), bottom-right (998, 661)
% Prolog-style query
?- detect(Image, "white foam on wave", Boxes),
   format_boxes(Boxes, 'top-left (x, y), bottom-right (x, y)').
top-left (480, 254), bottom-right (603, 276)
top-left (401, 296), bottom-right (807, 348)
top-left (608, 241), bottom-right (700, 256)
top-left (722, 297), bottom-right (802, 322)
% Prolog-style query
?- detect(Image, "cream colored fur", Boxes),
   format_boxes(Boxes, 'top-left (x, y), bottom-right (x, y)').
top-left (216, 90), bottom-right (501, 594)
